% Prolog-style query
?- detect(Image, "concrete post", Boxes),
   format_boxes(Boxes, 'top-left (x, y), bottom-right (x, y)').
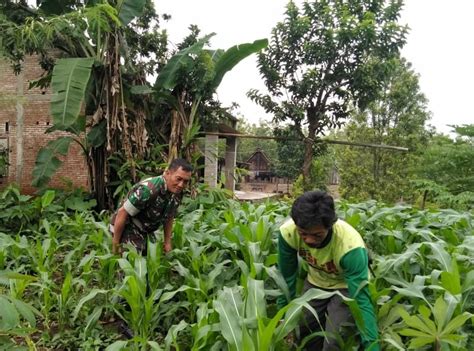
top-left (224, 136), bottom-right (237, 191)
top-left (15, 67), bottom-right (24, 184)
top-left (204, 134), bottom-right (218, 188)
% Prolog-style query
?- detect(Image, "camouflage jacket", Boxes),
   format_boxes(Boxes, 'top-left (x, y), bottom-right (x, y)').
top-left (111, 176), bottom-right (183, 250)
top-left (123, 176), bottom-right (182, 234)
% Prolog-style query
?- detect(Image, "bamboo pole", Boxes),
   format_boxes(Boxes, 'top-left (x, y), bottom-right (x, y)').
top-left (201, 132), bottom-right (409, 152)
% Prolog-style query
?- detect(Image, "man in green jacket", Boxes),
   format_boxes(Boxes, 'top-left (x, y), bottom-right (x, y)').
top-left (278, 191), bottom-right (379, 350)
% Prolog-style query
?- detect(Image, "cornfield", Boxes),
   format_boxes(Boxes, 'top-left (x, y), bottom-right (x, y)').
top-left (0, 185), bottom-right (472, 350)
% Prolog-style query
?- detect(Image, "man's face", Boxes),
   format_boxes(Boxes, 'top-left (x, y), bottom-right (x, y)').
top-left (296, 225), bottom-right (329, 248)
top-left (163, 167), bottom-right (192, 194)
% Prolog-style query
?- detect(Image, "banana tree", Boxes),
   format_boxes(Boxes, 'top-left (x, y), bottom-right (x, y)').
top-left (152, 34), bottom-right (268, 162)
top-left (0, 0), bottom-right (158, 209)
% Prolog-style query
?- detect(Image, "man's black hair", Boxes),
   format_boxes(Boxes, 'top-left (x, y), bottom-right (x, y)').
top-left (291, 191), bottom-right (337, 229)
top-left (169, 158), bottom-right (193, 172)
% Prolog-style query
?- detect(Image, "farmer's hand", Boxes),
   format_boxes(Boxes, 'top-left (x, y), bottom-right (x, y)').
top-left (278, 320), bottom-right (296, 346)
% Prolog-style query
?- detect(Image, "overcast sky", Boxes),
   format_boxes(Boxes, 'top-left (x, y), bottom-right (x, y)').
top-left (155, 0), bottom-right (473, 134)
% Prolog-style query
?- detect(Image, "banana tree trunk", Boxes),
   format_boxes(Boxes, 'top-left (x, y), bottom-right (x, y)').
top-left (168, 110), bottom-right (181, 162)
top-left (91, 145), bottom-right (108, 210)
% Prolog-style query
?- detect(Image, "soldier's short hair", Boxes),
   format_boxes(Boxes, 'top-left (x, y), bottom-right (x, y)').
top-left (168, 158), bottom-right (193, 172)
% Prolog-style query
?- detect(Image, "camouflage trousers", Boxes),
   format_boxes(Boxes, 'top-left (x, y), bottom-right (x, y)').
top-left (109, 224), bottom-right (149, 255)
top-left (123, 226), bottom-right (149, 254)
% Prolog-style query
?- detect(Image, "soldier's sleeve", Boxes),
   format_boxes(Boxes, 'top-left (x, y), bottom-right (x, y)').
top-left (123, 183), bottom-right (152, 216)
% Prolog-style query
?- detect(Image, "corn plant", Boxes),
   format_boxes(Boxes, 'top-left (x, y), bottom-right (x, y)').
top-left (212, 280), bottom-right (365, 351)
top-left (398, 294), bottom-right (473, 350)
top-left (0, 271), bottom-right (41, 349)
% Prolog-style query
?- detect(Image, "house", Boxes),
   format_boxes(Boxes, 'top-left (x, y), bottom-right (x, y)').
top-left (245, 148), bottom-right (274, 181)
top-left (238, 148), bottom-right (292, 194)
top-left (0, 55), bottom-right (88, 193)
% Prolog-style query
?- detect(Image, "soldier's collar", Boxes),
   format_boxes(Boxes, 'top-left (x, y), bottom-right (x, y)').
top-left (161, 174), bottom-right (168, 192)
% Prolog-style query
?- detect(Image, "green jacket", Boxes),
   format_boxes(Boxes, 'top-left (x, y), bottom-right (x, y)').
top-left (278, 219), bottom-right (380, 350)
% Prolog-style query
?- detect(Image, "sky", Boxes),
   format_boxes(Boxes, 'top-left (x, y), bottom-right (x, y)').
top-left (155, 0), bottom-right (474, 134)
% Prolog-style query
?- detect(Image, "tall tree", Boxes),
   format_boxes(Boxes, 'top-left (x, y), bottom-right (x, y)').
top-left (336, 58), bottom-right (431, 202)
top-left (248, 0), bottom-right (407, 188)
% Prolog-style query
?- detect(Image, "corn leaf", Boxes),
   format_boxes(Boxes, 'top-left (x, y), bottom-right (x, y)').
top-left (105, 341), bottom-right (128, 351)
top-left (214, 287), bottom-right (243, 351)
top-left (0, 296), bottom-right (20, 330)
top-left (72, 289), bottom-right (108, 322)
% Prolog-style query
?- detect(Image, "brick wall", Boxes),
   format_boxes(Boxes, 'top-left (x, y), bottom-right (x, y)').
top-left (0, 55), bottom-right (89, 193)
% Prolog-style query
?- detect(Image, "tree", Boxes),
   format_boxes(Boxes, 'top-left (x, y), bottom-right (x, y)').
top-left (0, 0), bottom-right (168, 208)
top-left (413, 126), bottom-right (474, 209)
top-left (273, 125), bottom-right (304, 181)
top-left (152, 31), bottom-right (267, 163)
top-left (336, 58), bottom-right (431, 202)
top-left (248, 0), bottom-right (407, 189)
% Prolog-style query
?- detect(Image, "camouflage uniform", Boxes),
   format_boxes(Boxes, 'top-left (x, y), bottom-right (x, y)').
top-left (110, 176), bottom-right (182, 253)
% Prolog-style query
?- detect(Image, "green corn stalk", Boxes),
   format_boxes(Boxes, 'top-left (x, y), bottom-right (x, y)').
top-left (213, 279), bottom-right (365, 351)
top-left (398, 295), bottom-right (473, 350)
top-left (113, 251), bottom-right (201, 348)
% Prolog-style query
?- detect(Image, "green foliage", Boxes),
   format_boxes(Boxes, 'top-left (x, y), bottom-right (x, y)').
top-left (0, 0), bottom-right (162, 208)
top-left (236, 118), bottom-right (278, 163)
top-left (152, 32), bottom-right (267, 161)
top-left (117, 0), bottom-right (146, 26)
top-left (248, 0), bottom-right (407, 185)
top-left (0, 185), bottom-right (473, 349)
top-left (273, 126), bottom-right (304, 181)
top-left (31, 136), bottom-right (74, 188)
top-left (337, 59), bottom-right (431, 203)
top-left (0, 145), bottom-right (8, 178)
top-left (413, 126), bottom-right (474, 210)
top-left (50, 57), bottom-right (94, 131)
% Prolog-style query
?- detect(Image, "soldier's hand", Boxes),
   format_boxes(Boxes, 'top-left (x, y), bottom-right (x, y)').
top-left (163, 241), bottom-right (172, 254)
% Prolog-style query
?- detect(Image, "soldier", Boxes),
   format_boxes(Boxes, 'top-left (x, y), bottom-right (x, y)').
top-left (278, 191), bottom-right (379, 350)
top-left (110, 158), bottom-right (192, 255)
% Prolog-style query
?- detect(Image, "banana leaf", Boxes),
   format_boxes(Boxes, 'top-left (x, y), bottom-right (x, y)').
top-left (117, 0), bottom-right (146, 26)
top-left (50, 58), bottom-right (94, 130)
top-left (211, 38), bottom-right (268, 90)
top-left (32, 136), bottom-right (74, 188)
top-left (155, 34), bottom-right (215, 91)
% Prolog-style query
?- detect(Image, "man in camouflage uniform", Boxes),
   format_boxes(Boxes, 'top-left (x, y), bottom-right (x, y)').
top-left (110, 158), bottom-right (193, 254)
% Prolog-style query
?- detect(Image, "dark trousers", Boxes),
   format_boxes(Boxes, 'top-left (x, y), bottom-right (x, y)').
top-left (299, 279), bottom-right (355, 351)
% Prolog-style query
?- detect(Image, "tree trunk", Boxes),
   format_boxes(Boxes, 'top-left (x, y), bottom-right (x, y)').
top-left (421, 189), bottom-right (428, 210)
top-left (168, 110), bottom-right (181, 162)
top-left (302, 138), bottom-right (313, 190)
top-left (91, 145), bottom-right (107, 210)
top-left (303, 107), bottom-right (319, 190)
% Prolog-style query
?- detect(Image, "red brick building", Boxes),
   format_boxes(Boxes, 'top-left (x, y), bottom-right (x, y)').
top-left (0, 55), bottom-right (89, 193)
